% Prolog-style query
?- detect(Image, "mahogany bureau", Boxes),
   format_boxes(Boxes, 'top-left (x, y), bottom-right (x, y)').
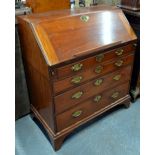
top-left (18, 5), bottom-right (137, 151)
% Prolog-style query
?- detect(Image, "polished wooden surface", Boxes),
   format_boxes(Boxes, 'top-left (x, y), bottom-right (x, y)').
top-left (19, 5), bottom-right (121, 22)
top-left (55, 66), bottom-right (132, 114)
top-left (19, 5), bottom-right (136, 66)
top-left (31, 94), bottom-right (131, 150)
top-left (26, 0), bottom-right (70, 13)
top-left (54, 54), bottom-right (134, 111)
top-left (18, 5), bottom-right (137, 150)
top-left (54, 54), bottom-right (134, 94)
top-left (18, 17), bottom-right (56, 132)
top-left (54, 44), bottom-right (135, 80)
top-left (56, 82), bottom-right (129, 131)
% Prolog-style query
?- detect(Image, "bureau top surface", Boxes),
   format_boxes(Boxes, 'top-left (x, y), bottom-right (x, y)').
top-left (19, 5), bottom-right (137, 66)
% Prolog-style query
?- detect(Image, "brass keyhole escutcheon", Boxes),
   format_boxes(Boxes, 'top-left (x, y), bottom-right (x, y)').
top-left (72, 110), bottom-right (82, 118)
top-left (95, 65), bottom-right (103, 74)
top-left (96, 54), bottom-right (104, 62)
top-left (113, 74), bottom-right (121, 81)
top-left (94, 95), bottom-right (102, 103)
top-left (115, 49), bottom-right (124, 56)
top-left (71, 76), bottom-right (83, 84)
top-left (94, 79), bottom-right (103, 86)
top-left (80, 15), bottom-right (90, 22)
top-left (71, 63), bottom-right (83, 72)
top-left (72, 91), bottom-right (83, 99)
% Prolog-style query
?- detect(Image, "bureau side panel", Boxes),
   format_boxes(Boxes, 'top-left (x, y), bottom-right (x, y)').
top-left (17, 18), bottom-right (56, 132)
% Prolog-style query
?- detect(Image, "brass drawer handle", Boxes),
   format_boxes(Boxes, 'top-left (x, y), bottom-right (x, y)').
top-left (111, 92), bottom-right (119, 99)
top-left (96, 54), bottom-right (104, 62)
top-left (71, 76), bottom-right (83, 84)
top-left (115, 60), bottom-right (123, 67)
top-left (115, 49), bottom-right (124, 56)
top-left (94, 95), bottom-right (102, 103)
top-left (71, 63), bottom-right (83, 72)
top-left (72, 110), bottom-right (82, 118)
top-left (72, 91), bottom-right (83, 99)
top-left (113, 74), bottom-right (121, 81)
top-left (95, 65), bottom-right (103, 74)
top-left (94, 79), bottom-right (103, 86)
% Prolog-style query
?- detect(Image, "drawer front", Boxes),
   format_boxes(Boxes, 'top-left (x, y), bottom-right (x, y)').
top-left (55, 65), bottom-right (132, 114)
top-left (55, 44), bottom-right (135, 79)
top-left (54, 54), bottom-right (134, 94)
top-left (56, 82), bottom-right (129, 131)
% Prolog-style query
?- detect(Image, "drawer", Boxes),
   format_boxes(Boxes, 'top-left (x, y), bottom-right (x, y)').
top-left (55, 44), bottom-right (135, 79)
top-left (54, 65), bottom-right (132, 114)
top-left (56, 82), bottom-right (129, 131)
top-left (54, 54), bottom-right (134, 94)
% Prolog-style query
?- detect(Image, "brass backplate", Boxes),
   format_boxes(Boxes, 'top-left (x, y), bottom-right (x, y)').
top-left (80, 15), bottom-right (90, 22)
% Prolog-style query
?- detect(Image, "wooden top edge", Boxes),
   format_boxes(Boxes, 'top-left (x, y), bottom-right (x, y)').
top-left (18, 5), bottom-right (121, 23)
top-left (18, 5), bottom-right (137, 67)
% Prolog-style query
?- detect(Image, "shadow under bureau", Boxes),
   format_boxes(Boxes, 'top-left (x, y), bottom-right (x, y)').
top-left (18, 5), bottom-right (137, 150)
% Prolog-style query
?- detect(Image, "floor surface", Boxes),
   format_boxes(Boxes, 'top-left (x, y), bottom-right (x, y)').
top-left (15, 99), bottom-right (140, 155)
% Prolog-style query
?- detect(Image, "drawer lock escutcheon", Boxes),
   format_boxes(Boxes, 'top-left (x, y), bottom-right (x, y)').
top-left (115, 49), bottom-right (124, 56)
top-left (115, 60), bottom-right (123, 67)
top-left (71, 76), bottom-right (83, 84)
top-left (94, 95), bottom-right (102, 103)
top-left (96, 54), bottom-right (104, 62)
top-left (111, 92), bottom-right (119, 99)
top-left (95, 65), bottom-right (103, 74)
top-left (72, 110), bottom-right (82, 118)
top-left (71, 63), bottom-right (83, 72)
top-left (94, 79), bottom-right (103, 86)
top-left (80, 15), bottom-right (90, 22)
top-left (113, 74), bottom-right (121, 81)
top-left (72, 91), bottom-right (83, 99)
